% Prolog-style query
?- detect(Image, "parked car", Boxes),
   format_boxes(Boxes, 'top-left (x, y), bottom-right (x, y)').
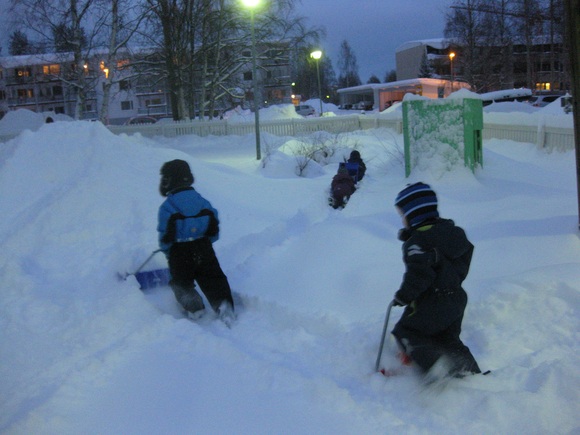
top-left (295, 104), bottom-right (316, 116)
top-left (123, 116), bottom-right (158, 125)
top-left (356, 101), bottom-right (373, 111)
top-left (527, 94), bottom-right (561, 107)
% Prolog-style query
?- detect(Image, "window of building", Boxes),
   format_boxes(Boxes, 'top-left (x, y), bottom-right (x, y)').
top-left (17, 88), bottom-right (34, 98)
top-left (535, 82), bottom-right (551, 91)
top-left (244, 71), bottom-right (252, 81)
top-left (121, 100), bottom-right (133, 110)
top-left (119, 80), bottom-right (131, 91)
top-left (15, 68), bottom-right (31, 78)
top-left (0, 90), bottom-right (6, 100)
top-left (53, 85), bottom-right (63, 96)
top-left (43, 64), bottom-right (60, 75)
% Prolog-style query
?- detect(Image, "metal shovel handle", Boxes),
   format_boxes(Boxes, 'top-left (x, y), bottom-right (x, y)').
top-left (133, 249), bottom-right (163, 275)
top-left (375, 300), bottom-right (395, 372)
top-left (120, 249), bottom-right (163, 280)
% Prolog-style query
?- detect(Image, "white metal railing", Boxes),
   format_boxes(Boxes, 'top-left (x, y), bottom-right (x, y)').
top-left (0, 114), bottom-right (574, 151)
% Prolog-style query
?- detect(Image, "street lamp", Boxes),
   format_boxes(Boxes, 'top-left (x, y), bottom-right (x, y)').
top-left (449, 52), bottom-right (456, 94)
top-left (310, 50), bottom-right (323, 116)
top-left (242, 0), bottom-right (261, 160)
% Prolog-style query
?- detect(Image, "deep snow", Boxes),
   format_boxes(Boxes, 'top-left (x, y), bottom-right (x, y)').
top-left (0, 100), bottom-right (578, 435)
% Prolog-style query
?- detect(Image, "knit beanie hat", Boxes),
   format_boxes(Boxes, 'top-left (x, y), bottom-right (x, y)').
top-left (349, 150), bottom-right (361, 161)
top-left (394, 182), bottom-right (439, 227)
top-left (159, 159), bottom-right (194, 196)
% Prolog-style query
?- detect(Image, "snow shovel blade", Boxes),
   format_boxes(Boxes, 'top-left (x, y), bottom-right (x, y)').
top-left (134, 268), bottom-right (171, 290)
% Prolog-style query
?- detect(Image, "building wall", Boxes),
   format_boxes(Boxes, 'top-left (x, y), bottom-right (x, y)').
top-left (396, 44), bottom-right (426, 81)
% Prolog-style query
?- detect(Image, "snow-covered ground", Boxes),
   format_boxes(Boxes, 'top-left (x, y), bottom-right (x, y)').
top-left (0, 100), bottom-right (578, 434)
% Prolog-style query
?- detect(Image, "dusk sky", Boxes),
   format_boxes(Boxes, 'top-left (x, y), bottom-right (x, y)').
top-left (297, 0), bottom-right (451, 82)
top-left (0, 0), bottom-right (451, 82)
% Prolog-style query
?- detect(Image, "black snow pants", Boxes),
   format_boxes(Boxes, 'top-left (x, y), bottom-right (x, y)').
top-left (168, 237), bottom-right (234, 314)
top-left (392, 288), bottom-right (480, 376)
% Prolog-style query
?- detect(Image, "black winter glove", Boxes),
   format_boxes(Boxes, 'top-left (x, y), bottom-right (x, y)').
top-left (393, 292), bottom-right (408, 307)
top-left (398, 227), bottom-right (412, 242)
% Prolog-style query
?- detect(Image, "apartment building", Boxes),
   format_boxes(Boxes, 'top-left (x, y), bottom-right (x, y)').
top-left (396, 37), bottom-right (569, 93)
top-left (0, 43), bottom-right (293, 124)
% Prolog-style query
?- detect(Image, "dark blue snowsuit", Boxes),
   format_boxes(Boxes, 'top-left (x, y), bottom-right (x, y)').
top-left (392, 218), bottom-right (481, 376)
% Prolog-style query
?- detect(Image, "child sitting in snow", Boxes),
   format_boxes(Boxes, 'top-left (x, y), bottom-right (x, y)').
top-left (347, 150), bottom-right (366, 182)
top-left (391, 182), bottom-right (481, 380)
top-left (329, 163), bottom-right (356, 209)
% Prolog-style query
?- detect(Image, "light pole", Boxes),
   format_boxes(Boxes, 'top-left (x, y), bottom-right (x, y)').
top-left (242, 0), bottom-right (261, 160)
top-left (449, 52), bottom-right (456, 94)
top-left (310, 50), bottom-right (323, 116)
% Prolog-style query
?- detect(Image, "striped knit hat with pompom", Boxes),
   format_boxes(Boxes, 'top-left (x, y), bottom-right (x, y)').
top-left (395, 182), bottom-right (439, 227)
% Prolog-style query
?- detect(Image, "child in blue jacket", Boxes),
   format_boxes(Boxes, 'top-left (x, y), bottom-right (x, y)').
top-left (157, 159), bottom-right (234, 324)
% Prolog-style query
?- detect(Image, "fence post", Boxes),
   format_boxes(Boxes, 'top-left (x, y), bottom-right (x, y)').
top-left (537, 119), bottom-right (546, 148)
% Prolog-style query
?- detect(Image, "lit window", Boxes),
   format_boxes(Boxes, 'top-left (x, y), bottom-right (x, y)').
top-left (43, 64), bottom-right (60, 75)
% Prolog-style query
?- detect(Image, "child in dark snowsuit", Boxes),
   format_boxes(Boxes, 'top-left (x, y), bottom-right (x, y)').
top-left (330, 164), bottom-right (356, 209)
top-left (157, 159), bottom-right (235, 324)
top-left (347, 150), bottom-right (366, 182)
top-left (391, 182), bottom-right (481, 379)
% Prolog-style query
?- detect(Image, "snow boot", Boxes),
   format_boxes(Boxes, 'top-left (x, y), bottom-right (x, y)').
top-left (218, 300), bottom-right (236, 328)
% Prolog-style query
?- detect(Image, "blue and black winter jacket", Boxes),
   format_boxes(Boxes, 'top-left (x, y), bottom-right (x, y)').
top-left (157, 187), bottom-right (219, 254)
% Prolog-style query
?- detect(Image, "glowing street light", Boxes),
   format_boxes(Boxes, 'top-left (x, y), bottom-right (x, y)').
top-left (241, 0), bottom-right (261, 160)
top-left (449, 52), bottom-right (456, 93)
top-left (310, 50), bottom-right (323, 116)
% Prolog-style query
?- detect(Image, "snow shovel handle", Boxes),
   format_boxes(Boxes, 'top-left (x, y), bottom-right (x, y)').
top-left (374, 300), bottom-right (395, 372)
top-left (132, 249), bottom-right (163, 275)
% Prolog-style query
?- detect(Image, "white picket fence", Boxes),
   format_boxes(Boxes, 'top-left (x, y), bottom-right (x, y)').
top-left (1, 113), bottom-right (575, 151)
top-left (106, 115), bottom-right (574, 151)
top-left (481, 122), bottom-right (574, 151)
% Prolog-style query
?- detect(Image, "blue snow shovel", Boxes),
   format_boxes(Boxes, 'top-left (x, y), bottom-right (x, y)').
top-left (121, 249), bottom-right (171, 290)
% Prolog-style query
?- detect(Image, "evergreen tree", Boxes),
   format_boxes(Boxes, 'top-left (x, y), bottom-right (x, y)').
top-left (9, 30), bottom-right (33, 55)
top-left (418, 52), bottom-right (433, 78)
top-left (53, 23), bottom-right (87, 53)
top-left (336, 40), bottom-right (361, 88)
top-left (367, 74), bottom-right (380, 84)
top-left (384, 69), bottom-right (397, 82)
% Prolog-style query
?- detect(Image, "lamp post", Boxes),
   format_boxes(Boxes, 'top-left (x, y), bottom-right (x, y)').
top-left (310, 50), bottom-right (323, 116)
top-left (242, 0), bottom-right (261, 160)
top-left (449, 52), bottom-right (456, 94)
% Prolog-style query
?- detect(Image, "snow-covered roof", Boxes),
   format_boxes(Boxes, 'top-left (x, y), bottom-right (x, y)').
top-left (337, 78), bottom-right (458, 94)
top-left (0, 52), bottom-right (75, 68)
top-left (396, 38), bottom-right (449, 53)
top-left (479, 88), bottom-right (532, 101)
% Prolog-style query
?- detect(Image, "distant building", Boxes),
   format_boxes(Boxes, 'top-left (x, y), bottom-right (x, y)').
top-left (337, 78), bottom-right (470, 112)
top-left (0, 52), bottom-right (99, 120)
top-left (0, 43), bottom-right (293, 123)
top-left (395, 37), bottom-right (568, 93)
top-left (396, 39), bottom-right (451, 82)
